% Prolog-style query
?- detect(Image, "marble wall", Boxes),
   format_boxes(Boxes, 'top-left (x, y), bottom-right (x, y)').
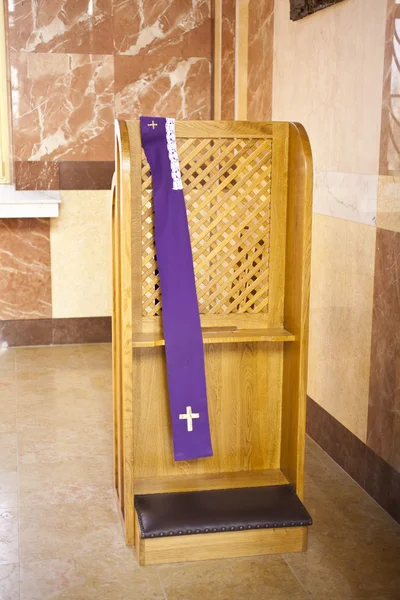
top-left (1, 0), bottom-right (212, 340)
top-left (247, 0), bottom-right (274, 121)
top-left (220, 0), bottom-right (235, 120)
top-left (273, 0), bottom-right (400, 519)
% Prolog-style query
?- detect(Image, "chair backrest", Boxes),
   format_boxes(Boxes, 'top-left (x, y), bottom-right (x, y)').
top-left (125, 120), bottom-right (290, 334)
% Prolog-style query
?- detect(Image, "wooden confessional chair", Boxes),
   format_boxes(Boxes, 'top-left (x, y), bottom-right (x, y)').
top-left (112, 120), bottom-right (313, 565)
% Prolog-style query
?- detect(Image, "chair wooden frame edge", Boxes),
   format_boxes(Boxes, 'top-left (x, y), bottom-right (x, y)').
top-left (113, 119), bottom-right (135, 544)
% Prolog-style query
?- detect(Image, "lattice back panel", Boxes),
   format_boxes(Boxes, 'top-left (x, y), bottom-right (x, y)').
top-left (141, 137), bottom-right (273, 317)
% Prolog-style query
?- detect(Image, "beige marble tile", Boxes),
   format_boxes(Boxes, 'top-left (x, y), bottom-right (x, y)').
top-left (51, 191), bottom-right (112, 319)
top-left (0, 508), bottom-right (18, 565)
top-left (308, 215), bottom-right (376, 441)
top-left (292, 449), bottom-right (400, 599)
top-left (0, 373), bottom-right (17, 434)
top-left (0, 493), bottom-right (18, 510)
top-left (0, 348), bottom-right (16, 372)
top-left (285, 535), bottom-right (400, 599)
top-left (80, 342), bottom-right (112, 358)
top-left (0, 564), bottom-right (19, 600)
top-left (17, 388), bottom-right (112, 427)
top-left (19, 502), bottom-right (125, 563)
top-left (0, 434), bottom-right (17, 472)
top-left (272, 0), bottom-right (387, 174)
top-left (376, 175), bottom-right (400, 232)
top-left (0, 471), bottom-right (18, 498)
top-left (158, 555), bottom-right (310, 600)
top-left (17, 421), bottom-right (112, 465)
top-left (80, 343), bottom-right (112, 370)
top-left (0, 405), bottom-right (16, 435)
top-left (20, 550), bottom-right (164, 600)
top-left (16, 344), bottom-right (84, 370)
top-left (19, 456), bottom-right (114, 506)
top-left (314, 171), bottom-right (378, 225)
top-left (85, 368), bottom-right (113, 394)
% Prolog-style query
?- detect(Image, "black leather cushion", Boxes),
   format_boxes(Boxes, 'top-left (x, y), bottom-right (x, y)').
top-left (134, 484), bottom-right (312, 539)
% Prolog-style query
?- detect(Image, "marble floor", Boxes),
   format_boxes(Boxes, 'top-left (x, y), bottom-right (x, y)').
top-left (0, 343), bottom-right (399, 600)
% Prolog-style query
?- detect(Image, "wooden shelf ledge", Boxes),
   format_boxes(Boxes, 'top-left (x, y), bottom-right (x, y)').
top-left (132, 327), bottom-right (295, 348)
top-left (134, 469), bottom-right (289, 495)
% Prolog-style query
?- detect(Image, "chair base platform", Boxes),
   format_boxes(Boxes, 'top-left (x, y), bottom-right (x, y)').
top-left (135, 516), bottom-right (308, 565)
top-left (133, 485), bottom-right (312, 565)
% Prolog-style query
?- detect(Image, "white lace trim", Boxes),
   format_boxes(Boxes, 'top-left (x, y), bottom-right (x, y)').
top-left (165, 118), bottom-right (183, 190)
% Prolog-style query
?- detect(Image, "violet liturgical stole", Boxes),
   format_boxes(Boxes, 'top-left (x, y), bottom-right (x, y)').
top-left (140, 116), bottom-right (213, 461)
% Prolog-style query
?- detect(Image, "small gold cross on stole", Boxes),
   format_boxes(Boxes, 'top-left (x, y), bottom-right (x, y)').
top-left (148, 120), bottom-right (158, 130)
top-left (179, 406), bottom-right (200, 432)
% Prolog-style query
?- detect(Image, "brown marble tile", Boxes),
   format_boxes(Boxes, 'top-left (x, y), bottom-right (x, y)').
top-left (379, 1), bottom-right (400, 175)
top-left (364, 446), bottom-right (400, 524)
top-left (59, 161), bottom-right (115, 190)
top-left (220, 0), bottom-right (235, 120)
top-left (0, 320), bottom-right (52, 347)
top-left (0, 219), bottom-right (51, 320)
top-left (307, 397), bottom-right (366, 488)
top-left (113, 0), bottom-right (211, 58)
top-left (115, 55), bottom-right (211, 119)
top-left (11, 53), bottom-right (114, 161)
top-left (367, 228), bottom-right (400, 471)
top-left (52, 317), bottom-right (112, 345)
top-left (15, 161), bottom-right (60, 190)
top-left (247, 0), bottom-right (274, 121)
top-left (376, 175), bottom-right (400, 233)
top-left (0, 322), bottom-right (17, 347)
top-left (0, 318), bottom-right (112, 347)
top-left (307, 396), bottom-right (400, 524)
top-left (8, 0), bottom-right (113, 54)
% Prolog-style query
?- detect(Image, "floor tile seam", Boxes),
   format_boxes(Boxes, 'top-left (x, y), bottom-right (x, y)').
top-left (282, 553), bottom-right (311, 596)
top-left (78, 343), bottom-right (93, 371)
top-left (17, 495), bottom-right (117, 509)
top-left (15, 418), bottom-right (112, 429)
top-left (18, 561), bottom-right (21, 600)
top-left (15, 365), bottom-right (21, 572)
top-left (155, 565), bottom-right (170, 600)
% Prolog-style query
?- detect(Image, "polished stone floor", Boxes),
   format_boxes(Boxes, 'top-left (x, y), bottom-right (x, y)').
top-left (0, 343), bottom-right (399, 600)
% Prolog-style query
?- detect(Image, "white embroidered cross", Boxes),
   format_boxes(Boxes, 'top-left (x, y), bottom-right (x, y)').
top-left (179, 406), bottom-right (200, 432)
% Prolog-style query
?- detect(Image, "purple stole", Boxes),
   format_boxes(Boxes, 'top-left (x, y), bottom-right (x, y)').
top-left (140, 117), bottom-right (213, 461)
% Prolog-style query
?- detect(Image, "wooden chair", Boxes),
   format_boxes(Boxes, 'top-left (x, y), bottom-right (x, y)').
top-left (112, 120), bottom-right (313, 565)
